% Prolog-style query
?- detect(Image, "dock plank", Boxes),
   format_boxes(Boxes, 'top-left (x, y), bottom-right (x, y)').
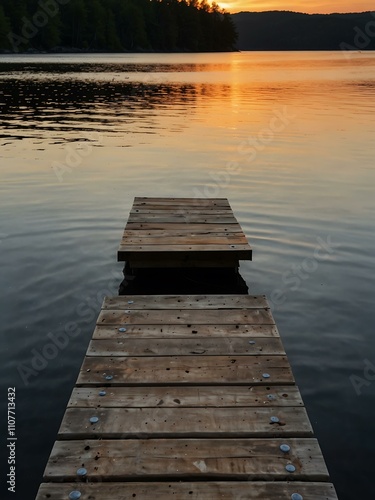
top-left (36, 482), bottom-right (338, 500)
top-left (133, 197), bottom-right (231, 206)
top-left (58, 408), bottom-right (313, 439)
top-left (97, 308), bottom-right (274, 325)
top-left (37, 289), bottom-right (337, 497)
top-left (92, 323), bottom-right (279, 339)
top-left (128, 214), bottom-right (237, 222)
top-left (87, 337), bottom-right (286, 357)
top-left (102, 294), bottom-right (269, 309)
top-left (121, 235), bottom-right (248, 245)
top-left (45, 438), bottom-right (325, 480)
top-left (125, 222), bottom-right (243, 231)
top-left (77, 355), bottom-right (293, 386)
top-left (67, 385), bottom-right (304, 408)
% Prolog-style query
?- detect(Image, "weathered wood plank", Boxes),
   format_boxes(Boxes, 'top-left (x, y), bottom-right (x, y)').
top-left (87, 337), bottom-right (285, 357)
top-left (102, 295), bottom-right (269, 310)
top-left (58, 408), bottom-right (313, 439)
top-left (77, 355), bottom-right (293, 386)
top-left (45, 438), bottom-right (325, 481)
top-left (92, 323), bottom-right (279, 339)
top-left (36, 482), bottom-right (338, 500)
top-left (122, 235), bottom-right (248, 245)
top-left (123, 229), bottom-right (245, 237)
top-left (130, 209), bottom-right (233, 214)
top-left (133, 197), bottom-right (231, 207)
top-left (125, 222), bottom-right (243, 231)
top-left (97, 308), bottom-right (274, 326)
top-left (119, 244), bottom-right (250, 252)
top-left (68, 385), bottom-right (304, 408)
top-left (127, 215), bottom-right (238, 224)
top-left (38, 481), bottom-right (338, 500)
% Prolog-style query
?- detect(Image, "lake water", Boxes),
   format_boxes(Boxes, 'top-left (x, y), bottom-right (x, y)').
top-left (0, 51), bottom-right (375, 499)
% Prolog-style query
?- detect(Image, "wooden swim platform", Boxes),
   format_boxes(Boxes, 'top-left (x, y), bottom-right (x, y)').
top-left (36, 198), bottom-right (338, 500)
top-left (118, 197), bottom-right (252, 268)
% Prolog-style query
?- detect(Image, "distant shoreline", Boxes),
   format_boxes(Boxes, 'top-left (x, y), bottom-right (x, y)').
top-left (0, 48), bottom-right (374, 56)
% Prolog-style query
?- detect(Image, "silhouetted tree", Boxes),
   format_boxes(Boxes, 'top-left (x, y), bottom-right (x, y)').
top-left (0, 0), bottom-right (238, 52)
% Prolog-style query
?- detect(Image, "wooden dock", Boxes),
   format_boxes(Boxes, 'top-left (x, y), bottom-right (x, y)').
top-left (118, 197), bottom-right (252, 268)
top-left (36, 198), bottom-right (338, 499)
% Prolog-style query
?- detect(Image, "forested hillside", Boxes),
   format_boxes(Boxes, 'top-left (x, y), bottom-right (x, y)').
top-left (233, 11), bottom-right (375, 50)
top-left (0, 0), bottom-right (237, 53)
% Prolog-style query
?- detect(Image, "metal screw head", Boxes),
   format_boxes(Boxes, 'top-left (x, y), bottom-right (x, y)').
top-left (267, 394), bottom-right (276, 401)
top-left (262, 373), bottom-right (270, 378)
top-left (69, 492), bottom-right (81, 500)
top-left (270, 416), bottom-right (279, 423)
top-left (99, 391), bottom-right (106, 396)
top-left (286, 464), bottom-right (296, 473)
top-left (105, 375), bottom-right (113, 381)
top-left (248, 340), bottom-right (256, 345)
top-left (89, 416), bottom-right (99, 424)
top-left (291, 494), bottom-right (303, 500)
top-left (77, 468), bottom-right (87, 477)
top-left (118, 327), bottom-right (127, 332)
top-left (280, 444), bottom-right (291, 453)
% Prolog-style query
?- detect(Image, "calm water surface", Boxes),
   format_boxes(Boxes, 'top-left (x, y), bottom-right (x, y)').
top-left (0, 52), bottom-right (375, 499)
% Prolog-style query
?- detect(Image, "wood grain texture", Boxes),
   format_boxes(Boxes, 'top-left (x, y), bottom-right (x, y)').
top-left (125, 222), bottom-right (243, 231)
top-left (45, 438), bottom-right (325, 480)
top-left (118, 197), bottom-right (252, 264)
top-left (97, 308), bottom-right (274, 326)
top-left (57, 407), bottom-right (313, 440)
top-left (102, 295), bottom-right (269, 310)
top-left (38, 288), bottom-right (336, 499)
top-left (36, 482), bottom-right (338, 500)
top-left (127, 215), bottom-right (238, 224)
top-left (77, 355), bottom-right (293, 386)
top-left (92, 323), bottom-right (279, 339)
top-left (68, 385), bottom-right (304, 408)
top-left (87, 337), bottom-right (285, 357)
top-left (133, 197), bottom-right (231, 206)
top-left (130, 209), bottom-right (233, 214)
top-left (122, 235), bottom-right (248, 245)
top-left (119, 244), bottom-right (250, 252)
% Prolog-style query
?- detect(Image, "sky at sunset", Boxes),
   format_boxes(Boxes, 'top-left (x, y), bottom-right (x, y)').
top-left (218, 1), bottom-right (375, 14)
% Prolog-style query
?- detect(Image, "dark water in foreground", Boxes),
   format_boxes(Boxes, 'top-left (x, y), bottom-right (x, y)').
top-left (0, 52), bottom-right (375, 499)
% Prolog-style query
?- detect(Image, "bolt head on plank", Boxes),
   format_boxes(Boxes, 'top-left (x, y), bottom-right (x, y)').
top-left (69, 492), bottom-right (81, 500)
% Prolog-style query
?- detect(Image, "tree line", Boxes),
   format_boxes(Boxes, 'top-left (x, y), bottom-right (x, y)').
top-left (233, 11), bottom-right (375, 51)
top-left (0, 0), bottom-right (238, 53)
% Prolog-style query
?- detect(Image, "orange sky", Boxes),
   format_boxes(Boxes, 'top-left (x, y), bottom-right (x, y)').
top-left (219, 1), bottom-right (375, 14)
